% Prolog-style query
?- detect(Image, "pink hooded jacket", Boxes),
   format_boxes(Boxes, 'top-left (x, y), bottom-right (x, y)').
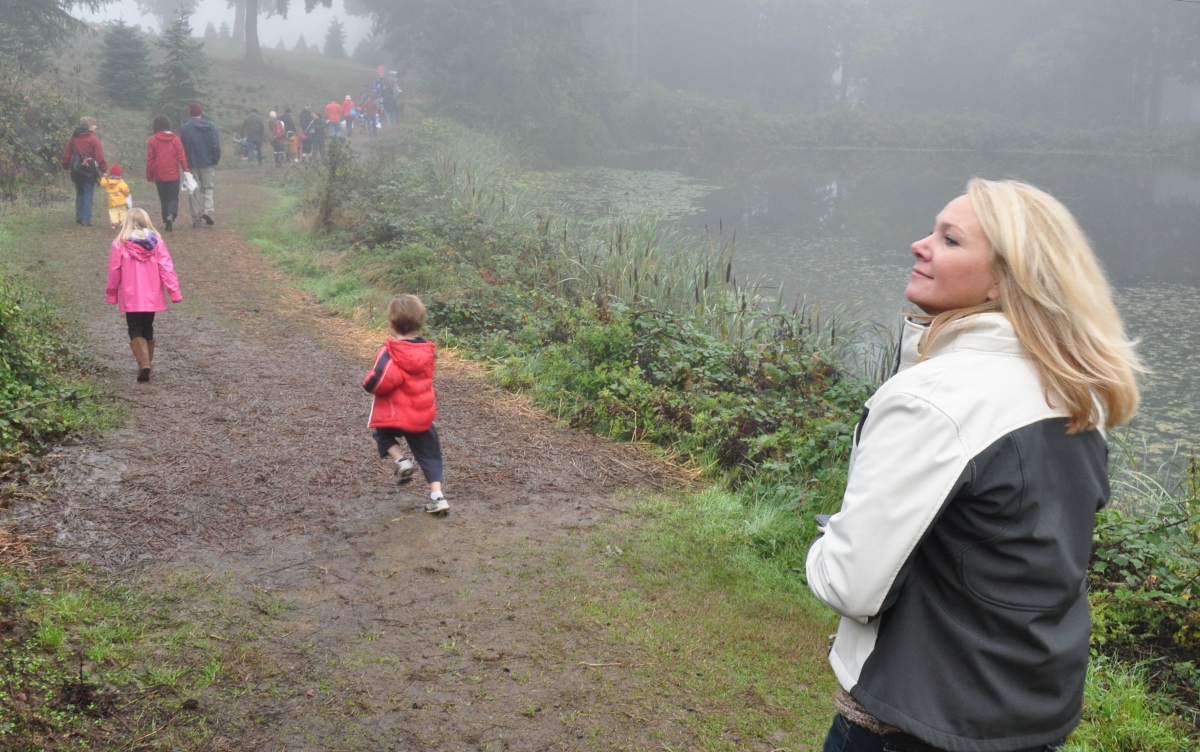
top-left (105, 231), bottom-right (183, 312)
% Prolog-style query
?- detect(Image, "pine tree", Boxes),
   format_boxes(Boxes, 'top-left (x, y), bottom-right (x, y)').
top-left (0, 0), bottom-right (93, 72)
top-left (204, 21), bottom-right (217, 41)
top-left (218, 20), bottom-right (231, 41)
top-left (294, 34), bottom-right (307, 52)
top-left (324, 17), bottom-right (345, 58)
top-left (275, 37), bottom-right (285, 50)
top-left (154, 9), bottom-right (210, 127)
top-left (98, 20), bottom-right (154, 109)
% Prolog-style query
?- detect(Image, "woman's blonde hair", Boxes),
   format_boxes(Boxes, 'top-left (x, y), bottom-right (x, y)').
top-left (117, 207), bottom-right (157, 242)
top-left (924, 178), bottom-right (1141, 432)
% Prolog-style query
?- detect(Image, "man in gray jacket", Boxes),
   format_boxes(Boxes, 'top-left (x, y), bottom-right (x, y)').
top-left (180, 102), bottom-right (220, 228)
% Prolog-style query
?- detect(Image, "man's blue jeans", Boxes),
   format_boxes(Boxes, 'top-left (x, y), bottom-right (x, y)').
top-left (248, 138), bottom-right (263, 164)
top-left (822, 715), bottom-right (1065, 752)
top-left (74, 179), bottom-right (95, 224)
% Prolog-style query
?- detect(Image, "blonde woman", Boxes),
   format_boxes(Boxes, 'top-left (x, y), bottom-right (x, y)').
top-left (105, 208), bottom-right (183, 382)
top-left (807, 179), bottom-right (1140, 752)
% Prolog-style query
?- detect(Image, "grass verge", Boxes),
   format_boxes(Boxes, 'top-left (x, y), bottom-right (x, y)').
top-left (0, 564), bottom-right (278, 750)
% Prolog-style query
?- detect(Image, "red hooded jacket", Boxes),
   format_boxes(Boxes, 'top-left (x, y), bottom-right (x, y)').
top-left (362, 338), bottom-right (437, 432)
top-left (60, 128), bottom-right (107, 174)
top-left (145, 131), bottom-right (190, 182)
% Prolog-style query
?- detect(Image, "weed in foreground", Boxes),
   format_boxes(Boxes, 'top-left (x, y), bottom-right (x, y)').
top-left (0, 564), bottom-right (265, 750)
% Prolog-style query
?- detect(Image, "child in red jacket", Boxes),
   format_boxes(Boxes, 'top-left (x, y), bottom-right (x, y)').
top-left (363, 295), bottom-right (449, 515)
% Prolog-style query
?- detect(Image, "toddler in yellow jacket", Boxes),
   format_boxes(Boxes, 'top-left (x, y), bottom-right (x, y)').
top-left (99, 164), bottom-right (131, 229)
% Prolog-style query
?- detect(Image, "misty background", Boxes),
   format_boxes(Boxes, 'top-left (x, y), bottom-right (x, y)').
top-left (82, 0), bottom-right (372, 53)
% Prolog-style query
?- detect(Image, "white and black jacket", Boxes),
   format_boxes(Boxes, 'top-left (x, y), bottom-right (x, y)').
top-left (806, 313), bottom-right (1108, 752)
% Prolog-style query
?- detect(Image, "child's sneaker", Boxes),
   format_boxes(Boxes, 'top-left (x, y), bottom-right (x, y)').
top-left (393, 457), bottom-right (415, 485)
top-left (424, 492), bottom-right (449, 515)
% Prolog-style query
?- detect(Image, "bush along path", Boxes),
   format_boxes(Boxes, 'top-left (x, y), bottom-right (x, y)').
top-left (0, 164), bottom-right (861, 750)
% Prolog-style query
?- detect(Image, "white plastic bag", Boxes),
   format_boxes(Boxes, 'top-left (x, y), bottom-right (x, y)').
top-left (125, 195), bottom-right (133, 209)
top-left (181, 171), bottom-right (198, 194)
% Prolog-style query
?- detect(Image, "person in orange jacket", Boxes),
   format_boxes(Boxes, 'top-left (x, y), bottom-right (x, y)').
top-left (325, 99), bottom-right (344, 139)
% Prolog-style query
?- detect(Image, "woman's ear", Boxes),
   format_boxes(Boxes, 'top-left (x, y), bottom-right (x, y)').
top-left (985, 278), bottom-right (1000, 303)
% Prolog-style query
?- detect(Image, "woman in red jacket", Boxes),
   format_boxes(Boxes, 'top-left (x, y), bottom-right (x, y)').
top-left (145, 114), bottom-right (190, 232)
top-left (60, 116), bottom-right (107, 226)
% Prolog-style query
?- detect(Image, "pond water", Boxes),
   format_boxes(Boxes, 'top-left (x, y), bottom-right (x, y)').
top-left (601, 149), bottom-right (1200, 460)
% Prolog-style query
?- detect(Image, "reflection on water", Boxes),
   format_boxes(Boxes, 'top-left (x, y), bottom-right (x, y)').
top-left (602, 150), bottom-right (1200, 457)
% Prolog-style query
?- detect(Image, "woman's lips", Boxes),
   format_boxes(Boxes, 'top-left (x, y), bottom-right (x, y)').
top-left (911, 268), bottom-right (932, 280)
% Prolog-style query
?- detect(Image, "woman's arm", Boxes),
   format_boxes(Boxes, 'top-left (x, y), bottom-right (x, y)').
top-left (806, 390), bottom-right (969, 623)
top-left (176, 136), bottom-right (190, 174)
top-left (156, 242), bottom-right (183, 303)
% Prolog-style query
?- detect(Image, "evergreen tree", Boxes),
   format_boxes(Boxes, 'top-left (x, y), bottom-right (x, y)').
top-left (98, 20), bottom-right (154, 109)
top-left (154, 9), bottom-right (210, 127)
top-left (0, 0), bottom-right (106, 73)
top-left (218, 20), bottom-right (231, 41)
top-left (294, 34), bottom-right (308, 52)
top-left (324, 17), bottom-right (345, 58)
top-left (275, 37), bottom-right (285, 50)
top-left (204, 21), bottom-right (217, 41)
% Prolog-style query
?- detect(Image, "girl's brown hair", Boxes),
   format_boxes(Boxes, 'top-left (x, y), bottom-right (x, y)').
top-left (922, 179), bottom-right (1142, 432)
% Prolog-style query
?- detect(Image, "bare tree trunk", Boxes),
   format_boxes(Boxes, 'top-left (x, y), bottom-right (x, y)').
top-left (838, 44), bottom-right (850, 105)
top-left (231, 0), bottom-right (245, 44)
top-left (631, 0), bottom-right (639, 84)
top-left (244, 0), bottom-right (262, 65)
top-left (1144, 6), bottom-right (1166, 128)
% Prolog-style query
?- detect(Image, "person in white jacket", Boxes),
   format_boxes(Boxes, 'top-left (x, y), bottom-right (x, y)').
top-left (808, 179), bottom-right (1142, 752)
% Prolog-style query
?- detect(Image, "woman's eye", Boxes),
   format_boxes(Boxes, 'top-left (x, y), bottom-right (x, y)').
top-left (945, 235), bottom-right (958, 247)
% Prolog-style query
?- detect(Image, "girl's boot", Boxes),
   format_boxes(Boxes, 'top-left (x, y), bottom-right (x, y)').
top-left (130, 337), bottom-right (151, 382)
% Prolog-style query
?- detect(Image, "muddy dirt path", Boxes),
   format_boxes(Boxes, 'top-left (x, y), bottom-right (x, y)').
top-left (5, 164), bottom-right (700, 750)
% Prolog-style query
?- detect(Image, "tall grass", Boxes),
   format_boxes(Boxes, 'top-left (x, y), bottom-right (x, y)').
top-left (427, 127), bottom-right (894, 379)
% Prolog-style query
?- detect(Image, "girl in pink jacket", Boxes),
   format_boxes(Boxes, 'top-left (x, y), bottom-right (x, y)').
top-left (105, 208), bottom-right (183, 382)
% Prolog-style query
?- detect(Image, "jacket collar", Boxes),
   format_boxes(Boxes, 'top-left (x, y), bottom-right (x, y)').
top-left (897, 312), bottom-right (1024, 373)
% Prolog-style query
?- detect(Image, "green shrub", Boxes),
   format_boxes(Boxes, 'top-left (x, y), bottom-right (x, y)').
top-left (0, 61), bottom-right (77, 202)
top-left (1090, 456), bottom-right (1200, 705)
top-left (0, 280), bottom-right (102, 463)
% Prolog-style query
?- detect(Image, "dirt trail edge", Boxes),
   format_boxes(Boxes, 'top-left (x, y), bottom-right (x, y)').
top-left (7, 166), bottom-right (693, 750)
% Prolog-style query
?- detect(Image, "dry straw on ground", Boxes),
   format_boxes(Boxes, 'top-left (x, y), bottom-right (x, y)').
top-left (0, 526), bottom-right (38, 567)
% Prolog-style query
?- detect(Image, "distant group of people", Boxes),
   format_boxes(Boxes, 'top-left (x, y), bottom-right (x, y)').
top-left (234, 79), bottom-right (406, 167)
top-left (239, 105), bottom-right (325, 166)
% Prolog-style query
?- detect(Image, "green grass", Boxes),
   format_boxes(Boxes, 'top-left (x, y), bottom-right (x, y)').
top-left (544, 489), bottom-right (1195, 750)
top-left (0, 564), bottom-right (272, 750)
top-left (554, 490), bottom-right (838, 750)
top-left (1068, 657), bottom-right (1194, 751)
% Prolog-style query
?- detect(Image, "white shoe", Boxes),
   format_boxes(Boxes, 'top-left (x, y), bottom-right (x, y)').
top-left (424, 494), bottom-right (449, 515)
top-left (394, 458), bottom-right (415, 484)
